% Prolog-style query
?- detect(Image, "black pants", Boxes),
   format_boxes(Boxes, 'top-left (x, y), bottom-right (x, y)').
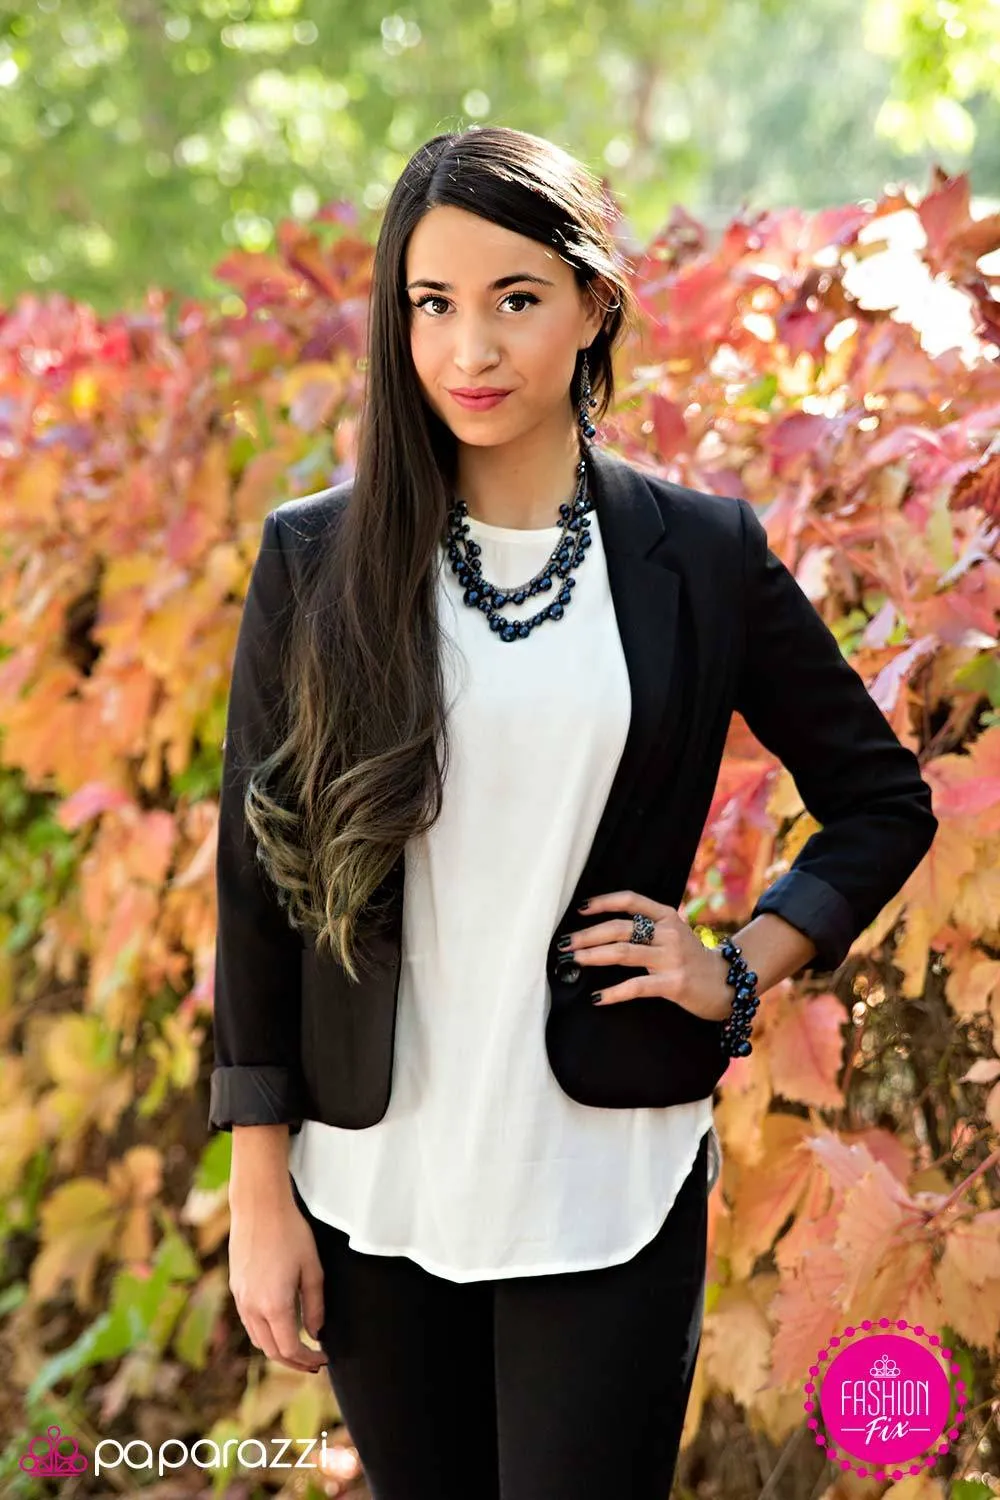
top-left (291, 1128), bottom-right (709, 1500)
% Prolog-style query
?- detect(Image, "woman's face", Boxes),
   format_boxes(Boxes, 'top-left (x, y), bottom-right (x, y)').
top-left (404, 204), bottom-right (606, 447)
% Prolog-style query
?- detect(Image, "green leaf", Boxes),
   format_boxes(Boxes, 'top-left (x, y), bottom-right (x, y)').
top-left (173, 1268), bottom-right (228, 1370)
top-left (152, 1228), bottom-right (201, 1285)
top-left (195, 1130), bottom-right (233, 1193)
top-left (27, 1307), bottom-right (130, 1402)
top-left (955, 653), bottom-right (1000, 706)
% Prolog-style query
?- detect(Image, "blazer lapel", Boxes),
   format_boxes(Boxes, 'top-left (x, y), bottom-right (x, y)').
top-left (575, 447), bottom-right (681, 893)
top-left (374, 447), bottom-right (684, 937)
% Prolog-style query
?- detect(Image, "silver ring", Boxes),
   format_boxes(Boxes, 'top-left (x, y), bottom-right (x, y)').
top-left (630, 913), bottom-right (655, 945)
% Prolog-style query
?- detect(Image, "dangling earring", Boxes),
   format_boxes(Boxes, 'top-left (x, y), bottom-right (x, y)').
top-left (577, 350), bottom-right (598, 440)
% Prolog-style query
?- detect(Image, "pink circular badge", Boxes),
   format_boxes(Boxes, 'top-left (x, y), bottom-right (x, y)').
top-left (803, 1322), bottom-right (966, 1481)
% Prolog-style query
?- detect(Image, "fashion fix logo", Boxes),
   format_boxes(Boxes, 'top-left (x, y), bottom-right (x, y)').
top-left (804, 1318), bottom-right (967, 1481)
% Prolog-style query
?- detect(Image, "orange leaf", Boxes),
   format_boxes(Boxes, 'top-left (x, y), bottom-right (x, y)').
top-left (765, 989), bottom-right (849, 1109)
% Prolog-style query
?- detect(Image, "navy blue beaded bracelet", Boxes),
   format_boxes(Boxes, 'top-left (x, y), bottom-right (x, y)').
top-left (717, 937), bottom-right (760, 1058)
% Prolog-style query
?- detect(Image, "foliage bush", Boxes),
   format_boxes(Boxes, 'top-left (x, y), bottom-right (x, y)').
top-left (1, 169), bottom-right (999, 1498)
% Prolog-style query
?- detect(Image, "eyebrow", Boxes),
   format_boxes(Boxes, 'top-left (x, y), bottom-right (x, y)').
top-left (405, 273), bottom-right (555, 292)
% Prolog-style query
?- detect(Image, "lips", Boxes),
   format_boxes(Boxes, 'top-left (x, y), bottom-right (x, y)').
top-left (448, 389), bottom-right (512, 411)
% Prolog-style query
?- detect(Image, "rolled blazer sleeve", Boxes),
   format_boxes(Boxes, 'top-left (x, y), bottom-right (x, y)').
top-left (734, 497), bottom-right (938, 978)
top-left (208, 509), bottom-right (306, 1133)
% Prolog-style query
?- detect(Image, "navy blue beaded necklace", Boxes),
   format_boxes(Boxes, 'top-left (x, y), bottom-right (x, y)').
top-left (442, 444), bottom-right (595, 643)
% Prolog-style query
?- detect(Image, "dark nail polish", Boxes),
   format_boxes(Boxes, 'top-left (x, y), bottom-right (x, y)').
top-left (557, 934), bottom-right (573, 950)
top-left (590, 991), bottom-right (603, 1003)
top-left (578, 899), bottom-right (590, 910)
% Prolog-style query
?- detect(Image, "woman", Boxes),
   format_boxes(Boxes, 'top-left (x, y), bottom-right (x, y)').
top-left (211, 127), bottom-right (938, 1499)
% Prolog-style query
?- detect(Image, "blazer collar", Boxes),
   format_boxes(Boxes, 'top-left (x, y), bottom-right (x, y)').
top-left (569, 445), bottom-right (682, 899)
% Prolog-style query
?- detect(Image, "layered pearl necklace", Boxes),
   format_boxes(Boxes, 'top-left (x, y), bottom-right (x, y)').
top-left (442, 445), bottom-right (595, 642)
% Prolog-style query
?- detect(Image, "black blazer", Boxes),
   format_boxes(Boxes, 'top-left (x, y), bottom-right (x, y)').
top-left (208, 445), bottom-right (938, 1134)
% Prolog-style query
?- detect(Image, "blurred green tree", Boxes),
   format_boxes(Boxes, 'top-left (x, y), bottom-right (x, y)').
top-left (1, 0), bottom-right (998, 313)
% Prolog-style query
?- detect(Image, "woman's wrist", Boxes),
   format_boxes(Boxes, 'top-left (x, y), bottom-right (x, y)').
top-left (229, 1123), bottom-right (294, 1208)
top-left (725, 912), bottom-right (818, 993)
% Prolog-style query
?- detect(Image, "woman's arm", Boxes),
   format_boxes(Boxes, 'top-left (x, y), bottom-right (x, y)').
top-left (209, 509), bottom-right (306, 1134)
top-left (733, 498), bottom-right (938, 981)
top-left (229, 1124), bottom-right (297, 1205)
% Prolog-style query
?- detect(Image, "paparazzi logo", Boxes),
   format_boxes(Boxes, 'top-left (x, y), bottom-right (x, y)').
top-left (20, 1426), bottom-right (341, 1478)
top-left (19, 1425), bottom-right (88, 1477)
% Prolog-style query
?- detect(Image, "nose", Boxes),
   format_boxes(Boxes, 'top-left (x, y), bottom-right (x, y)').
top-left (451, 318), bottom-right (501, 375)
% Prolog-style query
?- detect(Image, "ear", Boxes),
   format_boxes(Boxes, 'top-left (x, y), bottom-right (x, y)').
top-left (581, 275), bottom-right (615, 343)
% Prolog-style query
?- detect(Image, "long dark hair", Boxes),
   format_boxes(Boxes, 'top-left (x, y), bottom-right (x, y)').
top-left (244, 125), bottom-right (638, 982)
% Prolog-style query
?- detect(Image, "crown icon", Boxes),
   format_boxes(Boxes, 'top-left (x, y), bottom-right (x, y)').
top-left (870, 1354), bottom-right (901, 1379)
top-left (18, 1424), bottom-right (88, 1476)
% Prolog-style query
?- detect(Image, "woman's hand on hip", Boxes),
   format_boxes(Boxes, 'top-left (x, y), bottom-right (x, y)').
top-left (561, 890), bottom-right (732, 1021)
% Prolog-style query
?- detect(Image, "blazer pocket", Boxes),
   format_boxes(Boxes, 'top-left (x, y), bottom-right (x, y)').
top-left (545, 962), bottom-right (731, 1109)
top-left (298, 938), bottom-right (399, 1129)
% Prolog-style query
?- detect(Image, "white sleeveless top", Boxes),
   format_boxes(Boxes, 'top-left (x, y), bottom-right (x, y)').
top-left (288, 505), bottom-right (717, 1282)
